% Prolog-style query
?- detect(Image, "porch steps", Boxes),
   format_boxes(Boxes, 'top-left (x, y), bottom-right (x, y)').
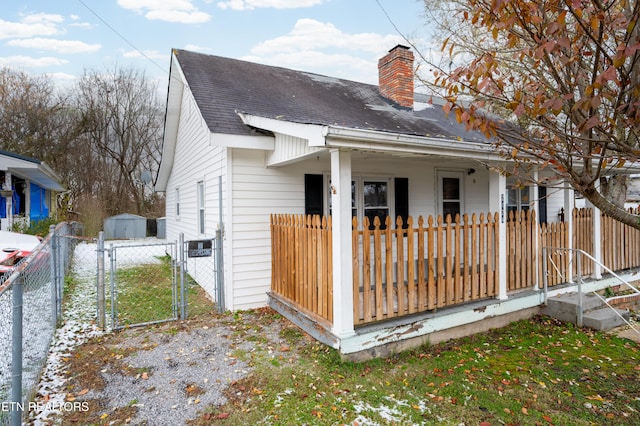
top-left (542, 292), bottom-right (630, 331)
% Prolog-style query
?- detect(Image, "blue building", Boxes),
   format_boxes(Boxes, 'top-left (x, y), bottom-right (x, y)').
top-left (0, 150), bottom-right (65, 231)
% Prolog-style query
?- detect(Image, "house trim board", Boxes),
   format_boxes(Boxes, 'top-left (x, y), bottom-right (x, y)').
top-left (225, 148), bottom-right (234, 310)
top-left (210, 133), bottom-right (274, 150)
top-left (236, 112), bottom-right (328, 146)
top-left (157, 54), bottom-right (186, 192)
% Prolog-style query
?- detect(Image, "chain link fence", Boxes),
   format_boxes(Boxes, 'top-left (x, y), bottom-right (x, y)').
top-left (0, 223), bottom-right (80, 426)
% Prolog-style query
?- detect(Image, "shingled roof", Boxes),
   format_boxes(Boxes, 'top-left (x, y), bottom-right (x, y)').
top-left (173, 49), bottom-right (492, 144)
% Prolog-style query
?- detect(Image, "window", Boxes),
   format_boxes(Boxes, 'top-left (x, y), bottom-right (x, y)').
top-left (175, 188), bottom-right (180, 218)
top-left (197, 181), bottom-right (205, 234)
top-left (506, 186), bottom-right (530, 218)
top-left (506, 185), bottom-right (547, 223)
top-left (363, 180), bottom-right (389, 228)
top-left (303, 174), bottom-right (408, 230)
top-left (327, 180), bottom-right (357, 219)
top-left (438, 171), bottom-right (464, 220)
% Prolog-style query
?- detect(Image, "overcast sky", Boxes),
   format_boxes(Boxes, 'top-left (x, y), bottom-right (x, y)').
top-left (1, 0), bottom-right (432, 93)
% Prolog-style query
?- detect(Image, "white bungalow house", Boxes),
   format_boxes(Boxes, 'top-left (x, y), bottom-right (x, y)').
top-left (156, 45), bottom-right (639, 359)
top-left (0, 150), bottom-right (65, 231)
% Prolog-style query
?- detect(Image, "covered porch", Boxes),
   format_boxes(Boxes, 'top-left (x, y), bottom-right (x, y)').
top-left (269, 206), bottom-right (640, 359)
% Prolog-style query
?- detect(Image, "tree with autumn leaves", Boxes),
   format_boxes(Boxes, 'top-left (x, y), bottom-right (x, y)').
top-left (423, 0), bottom-right (640, 228)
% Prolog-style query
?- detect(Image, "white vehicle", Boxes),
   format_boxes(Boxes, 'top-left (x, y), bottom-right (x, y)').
top-left (0, 230), bottom-right (42, 273)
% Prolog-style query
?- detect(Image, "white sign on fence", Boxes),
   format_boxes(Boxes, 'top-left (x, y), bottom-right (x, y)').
top-left (187, 240), bottom-right (212, 258)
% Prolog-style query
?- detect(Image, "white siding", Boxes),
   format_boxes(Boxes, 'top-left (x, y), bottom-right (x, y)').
top-left (229, 149), bottom-right (314, 309)
top-left (164, 89), bottom-right (227, 299)
top-left (539, 173), bottom-right (567, 224)
top-left (546, 186), bottom-right (568, 223)
top-left (266, 134), bottom-right (322, 166)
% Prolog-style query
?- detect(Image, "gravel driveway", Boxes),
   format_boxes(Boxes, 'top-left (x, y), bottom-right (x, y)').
top-left (28, 240), bottom-right (291, 426)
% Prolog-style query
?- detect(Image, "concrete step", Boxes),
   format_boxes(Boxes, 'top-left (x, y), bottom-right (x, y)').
top-left (541, 292), bottom-right (604, 323)
top-left (542, 291), bottom-right (631, 331)
top-left (583, 307), bottom-right (630, 331)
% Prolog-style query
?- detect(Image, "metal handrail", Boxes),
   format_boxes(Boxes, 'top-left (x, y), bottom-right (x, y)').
top-left (542, 247), bottom-right (640, 334)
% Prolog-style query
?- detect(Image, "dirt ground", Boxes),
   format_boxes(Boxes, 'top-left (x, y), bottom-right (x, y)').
top-left (38, 308), bottom-right (301, 426)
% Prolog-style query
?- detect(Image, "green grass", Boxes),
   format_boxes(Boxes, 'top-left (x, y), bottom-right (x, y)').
top-left (193, 315), bottom-right (640, 425)
top-left (110, 256), bottom-right (215, 327)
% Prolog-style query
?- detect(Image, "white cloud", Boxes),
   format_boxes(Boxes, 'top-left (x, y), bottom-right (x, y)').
top-left (123, 49), bottom-right (166, 60)
top-left (244, 18), bottom-right (405, 83)
top-left (145, 9), bottom-right (211, 23)
top-left (8, 38), bottom-right (101, 54)
top-left (183, 44), bottom-right (212, 52)
top-left (242, 50), bottom-right (377, 82)
top-left (45, 72), bottom-right (77, 83)
top-left (250, 19), bottom-right (402, 57)
top-left (217, 0), bottom-right (324, 10)
top-left (117, 0), bottom-right (211, 23)
top-left (0, 55), bottom-right (68, 68)
top-left (0, 13), bottom-right (64, 39)
top-left (21, 13), bottom-right (64, 26)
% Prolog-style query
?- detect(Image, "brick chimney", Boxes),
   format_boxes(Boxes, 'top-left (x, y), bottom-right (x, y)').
top-left (378, 45), bottom-right (414, 108)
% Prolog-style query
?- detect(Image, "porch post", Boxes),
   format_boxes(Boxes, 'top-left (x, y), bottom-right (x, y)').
top-left (330, 149), bottom-right (355, 339)
top-left (489, 169), bottom-right (508, 300)
top-left (531, 167), bottom-right (540, 290)
top-left (563, 181), bottom-right (575, 283)
top-left (587, 181), bottom-right (602, 279)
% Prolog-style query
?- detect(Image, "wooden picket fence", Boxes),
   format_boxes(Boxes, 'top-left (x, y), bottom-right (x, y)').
top-left (270, 214), bottom-right (333, 324)
top-left (351, 213), bottom-right (499, 325)
top-left (601, 207), bottom-right (640, 271)
top-left (573, 208), bottom-right (594, 276)
top-left (507, 208), bottom-right (595, 289)
top-left (539, 219), bottom-right (570, 287)
top-left (506, 210), bottom-right (537, 291)
top-left (270, 208), bottom-right (640, 328)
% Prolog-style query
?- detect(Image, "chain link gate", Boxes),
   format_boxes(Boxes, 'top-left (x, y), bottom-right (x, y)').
top-left (106, 239), bottom-right (181, 330)
top-left (179, 229), bottom-right (225, 316)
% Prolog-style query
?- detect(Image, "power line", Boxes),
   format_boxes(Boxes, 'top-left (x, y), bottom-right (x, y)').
top-left (76, 0), bottom-right (169, 77)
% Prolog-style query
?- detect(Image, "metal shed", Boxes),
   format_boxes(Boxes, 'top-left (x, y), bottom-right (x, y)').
top-left (103, 213), bottom-right (147, 240)
top-left (156, 217), bottom-right (166, 239)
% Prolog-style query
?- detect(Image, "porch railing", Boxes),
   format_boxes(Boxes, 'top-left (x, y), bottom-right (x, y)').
top-left (270, 214), bottom-right (333, 324)
top-left (270, 207), bottom-right (640, 328)
top-left (351, 214), bottom-right (499, 325)
top-left (601, 207), bottom-right (640, 271)
top-left (538, 218), bottom-right (570, 287)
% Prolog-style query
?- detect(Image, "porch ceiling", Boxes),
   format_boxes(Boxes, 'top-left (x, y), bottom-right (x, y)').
top-left (9, 166), bottom-right (65, 191)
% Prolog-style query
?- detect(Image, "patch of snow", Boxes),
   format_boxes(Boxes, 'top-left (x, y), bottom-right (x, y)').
top-left (28, 242), bottom-right (103, 425)
top-left (414, 101), bottom-right (435, 111)
top-left (352, 394), bottom-right (435, 426)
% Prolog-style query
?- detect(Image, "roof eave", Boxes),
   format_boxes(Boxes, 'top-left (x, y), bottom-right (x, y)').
top-left (156, 51), bottom-right (185, 192)
top-left (237, 113), bottom-right (505, 161)
top-left (323, 125), bottom-right (504, 161)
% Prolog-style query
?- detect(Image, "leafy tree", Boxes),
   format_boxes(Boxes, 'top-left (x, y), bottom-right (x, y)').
top-left (423, 0), bottom-right (640, 228)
